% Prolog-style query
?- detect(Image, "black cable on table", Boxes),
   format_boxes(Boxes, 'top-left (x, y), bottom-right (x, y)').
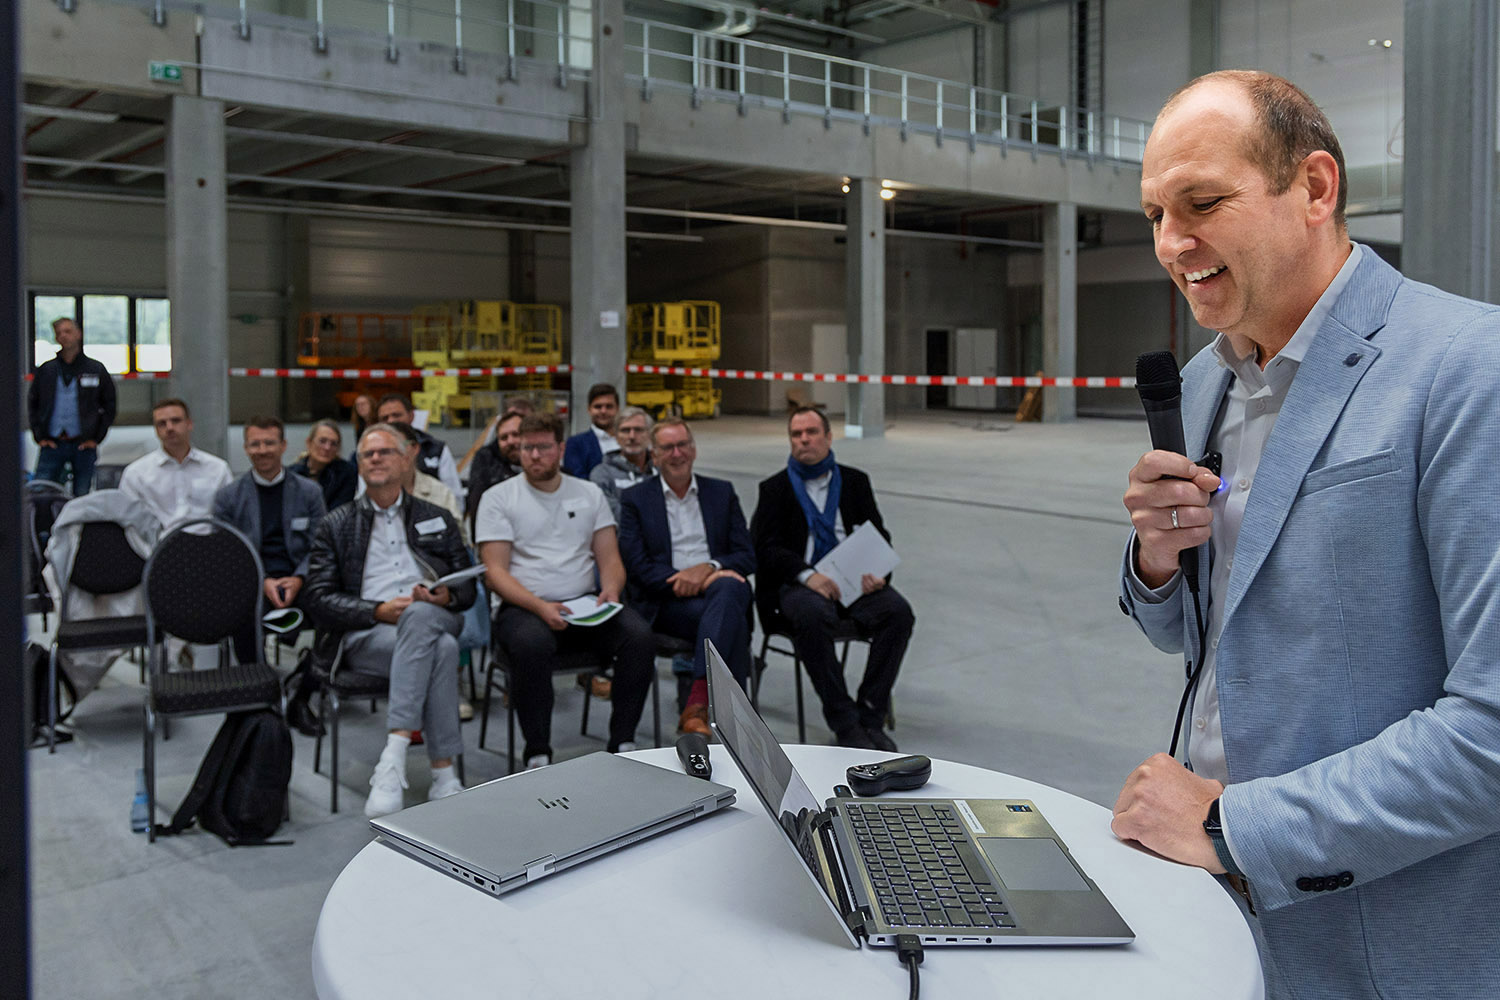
top-left (896, 934), bottom-right (924, 1000)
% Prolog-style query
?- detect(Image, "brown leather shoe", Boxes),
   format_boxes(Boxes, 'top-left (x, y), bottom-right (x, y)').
top-left (590, 675), bottom-right (613, 700)
top-left (678, 703), bottom-right (711, 737)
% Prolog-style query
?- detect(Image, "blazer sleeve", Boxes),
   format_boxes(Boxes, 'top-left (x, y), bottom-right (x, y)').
top-left (618, 486), bottom-right (676, 595)
top-left (710, 482), bottom-right (756, 577)
top-left (27, 364), bottom-right (47, 443)
top-left (1224, 314), bottom-right (1500, 911)
top-left (751, 475), bottom-right (811, 588)
top-left (211, 481), bottom-right (238, 527)
top-left (292, 480), bottom-right (328, 579)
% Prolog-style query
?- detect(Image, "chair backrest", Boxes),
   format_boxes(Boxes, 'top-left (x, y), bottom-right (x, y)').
top-left (92, 464), bottom-right (126, 491)
top-left (70, 521), bottom-right (148, 596)
top-left (146, 518), bottom-right (265, 647)
top-left (23, 483), bottom-right (71, 596)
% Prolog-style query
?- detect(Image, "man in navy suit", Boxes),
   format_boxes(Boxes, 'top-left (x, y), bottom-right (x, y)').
top-left (619, 417), bottom-right (755, 736)
top-left (561, 382), bottom-right (619, 479)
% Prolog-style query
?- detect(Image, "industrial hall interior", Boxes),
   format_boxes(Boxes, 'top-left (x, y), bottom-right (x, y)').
top-left (7, 0), bottom-right (1489, 995)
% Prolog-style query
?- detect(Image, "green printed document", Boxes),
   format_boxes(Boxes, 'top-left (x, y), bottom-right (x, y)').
top-left (561, 596), bottom-right (623, 627)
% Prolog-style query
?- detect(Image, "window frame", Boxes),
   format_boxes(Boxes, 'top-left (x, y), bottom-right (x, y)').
top-left (27, 290), bottom-right (171, 375)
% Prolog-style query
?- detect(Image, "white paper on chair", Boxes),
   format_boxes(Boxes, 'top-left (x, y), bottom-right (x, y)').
top-left (814, 521), bottom-right (901, 607)
top-left (561, 596), bottom-right (623, 627)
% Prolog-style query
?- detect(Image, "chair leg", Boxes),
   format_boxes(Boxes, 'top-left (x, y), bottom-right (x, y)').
top-left (651, 669), bottom-right (661, 748)
top-left (162, 715), bottom-right (171, 742)
top-left (506, 666), bottom-right (517, 775)
top-left (751, 633), bottom-right (770, 710)
top-left (580, 673), bottom-right (593, 736)
top-left (330, 690), bottom-right (341, 814)
top-left (313, 689), bottom-right (327, 774)
top-left (47, 644), bottom-right (59, 753)
top-left (144, 702), bottom-right (157, 843)
top-left (794, 658), bottom-right (807, 744)
top-left (456, 753), bottom-right (465, 785)
top-left (479, 659), bottom-right (494, 751)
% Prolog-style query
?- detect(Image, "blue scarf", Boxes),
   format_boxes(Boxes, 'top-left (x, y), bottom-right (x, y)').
top-left (787, 451), bottom-right (841, 563)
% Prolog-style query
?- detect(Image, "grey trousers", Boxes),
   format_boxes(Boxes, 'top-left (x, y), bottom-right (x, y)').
top-left (342, 601), bottom-right (463, 762)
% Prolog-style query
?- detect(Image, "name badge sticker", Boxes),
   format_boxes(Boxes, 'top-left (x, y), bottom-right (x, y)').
top-left (79, 374), bottom-right (100, 387)
top-left (415, 516), bottom-right (446, 535)
top-left (290, 517), bottom-right (310, 531)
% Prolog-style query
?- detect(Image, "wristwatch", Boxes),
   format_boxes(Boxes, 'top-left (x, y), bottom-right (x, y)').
top-left (1203, 798), bottom-right (1243, 876)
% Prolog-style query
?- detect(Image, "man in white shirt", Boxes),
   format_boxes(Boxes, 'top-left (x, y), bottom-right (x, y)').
top-left (119, 398), bottom-right (233, 529)
top-left (477, 411), bottom-right (655, 768)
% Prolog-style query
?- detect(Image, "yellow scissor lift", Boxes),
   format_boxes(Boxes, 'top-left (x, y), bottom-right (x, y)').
top-left (410, 301), bottom-right (564, 426)
top-left (626, 300), bottom-right (722, 419)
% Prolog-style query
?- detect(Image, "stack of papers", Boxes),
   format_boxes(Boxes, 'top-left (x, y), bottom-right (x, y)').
top-left (561, 596), bottom-right (623, 626)
top-left (813, 522), bottom-right (901, 606)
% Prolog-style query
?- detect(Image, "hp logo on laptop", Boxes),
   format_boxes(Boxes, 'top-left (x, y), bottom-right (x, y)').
top-left (538, 796), bottom-right (571, 811)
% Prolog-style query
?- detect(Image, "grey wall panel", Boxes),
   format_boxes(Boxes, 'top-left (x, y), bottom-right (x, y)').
top-left (1077, 280), bottom-right (1176, 416)
top-left (308, 218), bottom-right (513, 308)
top-left (1105, 0), bottom-right (1193, 121)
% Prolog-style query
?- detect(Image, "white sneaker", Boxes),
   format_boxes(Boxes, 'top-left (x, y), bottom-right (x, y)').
top-left (458, 697), bottom-right (474, 722)
top-left (429, 767), bottom-right (464, 801)
top-left (525, 754), bottom-right (551, 770)
top-left (615, 741), bottom-right (638, 754)
top-left (364, 756), bottom-right (409, 818)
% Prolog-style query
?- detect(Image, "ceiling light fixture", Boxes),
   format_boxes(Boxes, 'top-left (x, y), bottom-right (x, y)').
top-left (879, 188), bottom-right (896, 201)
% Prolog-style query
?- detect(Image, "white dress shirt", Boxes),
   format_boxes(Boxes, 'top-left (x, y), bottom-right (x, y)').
top-left (1128, 243), bottom-right (1364, 783)
top-left (662, 476), bottom-right (713, 570)
top-left (360, 495), bottom-right (426, 602)
top-left (119, 446), bottom-right (233, 529)
top-left (796, 469), bottom-right (847, 583)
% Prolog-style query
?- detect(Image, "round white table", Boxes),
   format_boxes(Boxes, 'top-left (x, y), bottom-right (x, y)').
top-left (313, 746), bottom-right (1264, 999)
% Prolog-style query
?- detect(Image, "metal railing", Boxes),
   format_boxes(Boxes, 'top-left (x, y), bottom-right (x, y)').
top-left (66, 0), bottom-right (593, 81)
top-left (625, 17), bottom-right (1151, 162)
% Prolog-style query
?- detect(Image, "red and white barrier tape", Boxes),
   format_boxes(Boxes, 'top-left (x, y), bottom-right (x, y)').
top-left (627, 364), bottom-right (1133, 388)
top-left (228, 365), bottom-right (573, 378)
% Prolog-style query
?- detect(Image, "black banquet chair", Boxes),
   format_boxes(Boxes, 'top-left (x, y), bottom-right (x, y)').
top-left (143, 518), bottom-right (283, 842)
top-left (755, 607), bottom-right (875, 743)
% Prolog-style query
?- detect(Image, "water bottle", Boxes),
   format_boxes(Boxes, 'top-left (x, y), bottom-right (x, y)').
top-left (131, 768), bottom-right (149, 833)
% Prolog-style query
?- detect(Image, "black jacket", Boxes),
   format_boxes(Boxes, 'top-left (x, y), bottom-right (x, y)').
top-left (464, 443), bottom-right (520, 525)
top-left (303, 492), bottom-right (476, 671)
top-left (27, 354), bottom-right (116, 445)
top-left (290, 455), bottom-right (358, 511)
top-left (749, 464), bottom-right (891, 628)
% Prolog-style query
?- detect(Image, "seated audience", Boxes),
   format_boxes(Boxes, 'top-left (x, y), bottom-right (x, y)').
top-left (376, 393), bottom-right (464, 500)
top-left (590, 405), bottom-right (656, 519)
top-left (291, 419), bottom-right (357, 510)
top-left (213, 416), bottom-right (327, 667)
top-left (476, 411), bottom-right (654, 767)
top-left (119, 398), bottom-right (233, 529)
top-left (750, 407), bottom-right (914, 751)
top-left (464, 408), bottom-right (526, 533)
top-left (618, 417), bottom-right (754, 737)
top-left (303, 423), bottom-right (476, 818)
top-left (562, 382), bottom-right (620, 479)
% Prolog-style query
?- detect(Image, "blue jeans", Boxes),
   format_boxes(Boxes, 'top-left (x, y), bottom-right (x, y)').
top-left (34, 440), bottom-right (97, 496)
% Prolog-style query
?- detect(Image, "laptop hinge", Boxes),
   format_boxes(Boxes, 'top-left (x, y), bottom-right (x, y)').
top-left (524, 855), bottom-right (557, 882)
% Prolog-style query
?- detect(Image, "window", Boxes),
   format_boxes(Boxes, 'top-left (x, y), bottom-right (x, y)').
top-left (28, 292), bottom-right (173, 374)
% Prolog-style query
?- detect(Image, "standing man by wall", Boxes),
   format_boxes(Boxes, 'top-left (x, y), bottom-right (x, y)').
top-left (28, 317), bottom-right (116, 495)
top-left (1113, 71), bottom-right (1500, 998)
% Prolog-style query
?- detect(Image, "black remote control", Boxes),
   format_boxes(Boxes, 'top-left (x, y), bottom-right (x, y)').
top-left (845, 755), bottom-right (932, 796)
top-left (676, 733), bottom-right (712, 780)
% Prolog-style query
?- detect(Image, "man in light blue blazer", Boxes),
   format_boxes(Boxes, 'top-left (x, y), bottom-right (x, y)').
top-left (1113, 72), bottom-right (1500, 998)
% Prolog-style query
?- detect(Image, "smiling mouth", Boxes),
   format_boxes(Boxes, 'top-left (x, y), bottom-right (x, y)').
top-left (1185, 265), bottom-right (1226, 283)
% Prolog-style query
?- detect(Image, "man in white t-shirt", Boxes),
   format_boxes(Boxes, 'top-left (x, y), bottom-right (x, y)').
top-left (476, 411), bottom-right (655, 768)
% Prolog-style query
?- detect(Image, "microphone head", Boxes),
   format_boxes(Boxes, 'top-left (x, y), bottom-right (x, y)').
top-left (1136, 351), bottom-right (1183, 403)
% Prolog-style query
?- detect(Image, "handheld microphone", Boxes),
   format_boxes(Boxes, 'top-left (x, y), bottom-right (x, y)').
top-left (1135, 351), bottom-right (1199, 592)
top-left (675, 733), bottom-right (711, 779)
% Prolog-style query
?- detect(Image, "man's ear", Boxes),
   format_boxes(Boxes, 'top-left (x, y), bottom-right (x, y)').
top-left (1299, 150), bottom-right (1340, 227)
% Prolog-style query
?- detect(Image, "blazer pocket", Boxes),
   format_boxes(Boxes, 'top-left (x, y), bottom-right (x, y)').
top-left (1298, 448), bottom-right (1400, 498)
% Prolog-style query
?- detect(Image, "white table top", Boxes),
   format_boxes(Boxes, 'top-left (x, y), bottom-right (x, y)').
top-left (313, 746), bottom-right (1263, 999)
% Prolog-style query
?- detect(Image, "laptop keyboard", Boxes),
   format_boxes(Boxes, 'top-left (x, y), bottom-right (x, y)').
top-left (845, 803), bottom-right (1017, 930)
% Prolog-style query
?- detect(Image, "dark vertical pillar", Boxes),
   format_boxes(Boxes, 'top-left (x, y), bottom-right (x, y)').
top-left (0, 0), bottom-right (35, 990)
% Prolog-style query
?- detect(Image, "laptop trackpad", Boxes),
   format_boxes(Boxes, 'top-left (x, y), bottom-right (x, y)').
top-left (978, 838), bottom-right (1090, 892)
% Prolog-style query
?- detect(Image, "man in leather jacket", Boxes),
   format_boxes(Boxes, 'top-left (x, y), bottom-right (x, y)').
top-left (303, 423), bottom-right (477, 818)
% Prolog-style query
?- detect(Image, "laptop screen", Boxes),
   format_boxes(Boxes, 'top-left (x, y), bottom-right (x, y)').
top-left (705, 640), bottom-right (859, 944)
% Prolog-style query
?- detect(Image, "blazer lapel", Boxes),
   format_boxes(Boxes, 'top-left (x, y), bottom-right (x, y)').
top-left (699, 480), bottom-right (726, 553)
top-left (1218, 252), bottom-right (1397, 627)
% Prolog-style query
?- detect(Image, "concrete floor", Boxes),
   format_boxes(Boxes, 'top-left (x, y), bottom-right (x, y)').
top-left (27, 411), bottom-right (1192, 998)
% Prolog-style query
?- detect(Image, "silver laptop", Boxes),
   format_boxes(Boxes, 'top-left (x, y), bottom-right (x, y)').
top-left (705, 640), bottom-right (1133, 947)
top-left (370, 751), bottom-right (735, 896)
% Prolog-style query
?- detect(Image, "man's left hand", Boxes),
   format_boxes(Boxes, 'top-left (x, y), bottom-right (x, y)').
top-left (78, 440), bottom-right (97, 450)
top-left (597, 589), bottom-right (621, 606)
top-left (668, 563), bottom-right (716, 597)
top-left (413, 583), bottom-right (451, 607)
top-left (1111, 753), bottom-right (1225, 872)
top-left (264, 576), bottom-right (302, 609)
top-left (860, 573), bottom-right (886, 595)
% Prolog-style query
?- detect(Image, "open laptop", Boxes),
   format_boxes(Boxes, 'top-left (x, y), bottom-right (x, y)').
top-left (370, 751), bottom-right (735, 896)
top-left (706, 640), bottom-right (1133, 947)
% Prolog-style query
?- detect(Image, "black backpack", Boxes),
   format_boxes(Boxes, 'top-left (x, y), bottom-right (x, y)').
top-left (155, 709), bottom-right (294, 846)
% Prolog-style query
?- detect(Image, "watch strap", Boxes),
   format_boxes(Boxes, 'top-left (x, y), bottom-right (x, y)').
top-left (1204, 799), bottom-right (1243, 876)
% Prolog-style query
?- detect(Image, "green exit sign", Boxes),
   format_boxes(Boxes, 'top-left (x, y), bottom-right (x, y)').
top-left (148, 61), bottom-right (184, 84)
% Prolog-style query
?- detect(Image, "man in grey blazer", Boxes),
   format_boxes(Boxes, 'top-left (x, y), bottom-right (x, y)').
top-left (1114, 71), bottom-right (1500, 998)
top-left (213, 415), bottom-right (327, 666)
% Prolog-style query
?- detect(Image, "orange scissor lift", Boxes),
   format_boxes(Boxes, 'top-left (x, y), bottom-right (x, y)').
top-left (296, 312), bottom-right (420, 411)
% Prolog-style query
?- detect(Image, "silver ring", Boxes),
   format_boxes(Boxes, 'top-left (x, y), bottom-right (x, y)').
top-left (1170, 507), bottom-right (1180, 530)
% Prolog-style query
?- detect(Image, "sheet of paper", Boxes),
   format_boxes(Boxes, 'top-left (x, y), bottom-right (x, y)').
top-left (813, 521), bottom-right (901, 607)
top-left (561, 596), bottom-right (623, 627)
top-left (426, 564), bottom-right (487, 590)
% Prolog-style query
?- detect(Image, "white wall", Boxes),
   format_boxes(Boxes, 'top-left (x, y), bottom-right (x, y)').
top-left (1006, 2), bottom-right (1071, 107)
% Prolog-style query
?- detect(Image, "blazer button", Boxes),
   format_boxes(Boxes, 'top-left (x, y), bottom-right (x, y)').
top-left (1297, 877), bottom-right (1314, 892)
top-left (1338, 872), bottom-right (1354, 888)
top-left (1314, 877), bottom-right (1330, 892)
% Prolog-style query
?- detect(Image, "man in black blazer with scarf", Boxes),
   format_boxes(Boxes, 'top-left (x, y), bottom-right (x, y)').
top-left (750, 407), bottom-right (914, 751)
top-left (619, 417), bottom-right (756, 737)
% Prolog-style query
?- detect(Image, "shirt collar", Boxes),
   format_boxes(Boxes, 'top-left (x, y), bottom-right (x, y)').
top-left (371, 491), bottom-right (403, 516)
top-left (661, 474), bottom-right (698, 500)
top-left (157, 447), bottom-right (200, 467)
top-left (1211, 243), bottom-right (1364, 388)
top-left (251, 468), bottom-right (286, 487)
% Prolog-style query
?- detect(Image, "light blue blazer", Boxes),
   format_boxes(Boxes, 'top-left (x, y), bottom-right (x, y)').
top-left (213, 470), bottom-right (327, 578)
top-left (1119, 249), bottom-right (1500, 999)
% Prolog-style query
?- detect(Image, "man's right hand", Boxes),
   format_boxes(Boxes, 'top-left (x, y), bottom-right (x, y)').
top-left (1123, 451), bottom-right (1222, 589)
top-left (805, 572), bottom-right (841, 602)
top-left (375, 596), bottom-right (414, 624)
top-left (539, 602), bottom-right (570, 631)
top-left (38, 439), bottom-right (56, 449)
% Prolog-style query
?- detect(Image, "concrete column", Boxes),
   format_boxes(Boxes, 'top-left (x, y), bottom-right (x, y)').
top-left (568, 0), bottom-right (627, 430)
top-left (1042, 202), bottom-right (1077, 422)
top-left (166, 95), bottom-right (230, 456)
top-left (1404, 0), bottom-right (1498, 302)
top-left (845, 179), bottom-right (885, 438)
top-left (282, 215), bottom-right (314, 421)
